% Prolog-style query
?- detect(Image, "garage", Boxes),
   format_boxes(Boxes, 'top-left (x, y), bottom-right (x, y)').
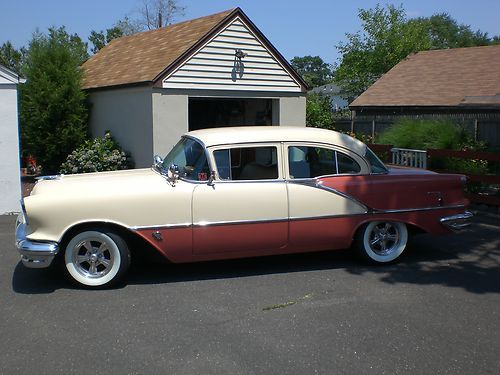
top-left (83, 8), bottom-right (307, 167)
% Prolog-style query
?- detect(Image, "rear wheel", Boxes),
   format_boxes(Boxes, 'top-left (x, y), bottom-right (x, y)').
top-left (355, 221), bottom-right (408, 263)
top-left (64, 230), bottom-right (130, 288)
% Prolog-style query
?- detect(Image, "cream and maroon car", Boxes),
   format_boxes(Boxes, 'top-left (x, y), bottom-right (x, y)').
top-left (16, 126), bottom-right (472, 288)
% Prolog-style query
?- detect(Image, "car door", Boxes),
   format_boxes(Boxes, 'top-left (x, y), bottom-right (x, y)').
top-left (286, 143), bottom-right (368, 250)
top-left (192, 143), bottom-right (288, 257)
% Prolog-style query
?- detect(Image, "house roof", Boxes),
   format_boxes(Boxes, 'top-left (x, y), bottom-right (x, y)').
top-left (350, 45), bottom-right (500, 109)
top-left (0, 64), bottom-right (25, 84)
top-left (81, 8), bottom-right (307, 90)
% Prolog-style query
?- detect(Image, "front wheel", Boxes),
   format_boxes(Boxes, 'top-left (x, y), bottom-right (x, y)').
top-left (355, 221), bottom-right (408, 263)
top-left (64, 230), bottom-right (130, 288)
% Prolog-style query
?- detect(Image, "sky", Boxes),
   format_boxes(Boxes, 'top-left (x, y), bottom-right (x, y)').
top-left (1, 0), bottom-right (499, 65)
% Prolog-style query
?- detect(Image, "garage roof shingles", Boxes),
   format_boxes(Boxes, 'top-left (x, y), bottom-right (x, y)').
top-left (81, 9), bottom-right (235, 89)
top-left (350, 45), bottom-right (500, 108)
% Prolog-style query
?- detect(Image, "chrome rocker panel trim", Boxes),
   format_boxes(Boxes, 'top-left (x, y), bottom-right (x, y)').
top-left (440, 211), bottom-right (473, 232)
top-left (16, 222), bottom-right (59, 268)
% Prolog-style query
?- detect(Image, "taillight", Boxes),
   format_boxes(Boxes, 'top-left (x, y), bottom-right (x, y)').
top-left (460, 175), bottom-right (469, 193)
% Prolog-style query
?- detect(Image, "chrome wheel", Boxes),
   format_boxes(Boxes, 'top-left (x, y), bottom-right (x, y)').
top-left (357, 221), bottom-right (408, 263)
top-left (64, 230), bottom-right (130, 287)
top-left (368, 222), bottom-right (401, 256)
top-left (71, 237), bottom-right (114, 278)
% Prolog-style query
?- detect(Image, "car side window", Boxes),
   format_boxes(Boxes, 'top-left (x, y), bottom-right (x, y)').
top-left (337, 152), bottom-right (361, 174)
top-left (288, 146), bottom-right (360, 178)
top-left (213, 146), bottom-right (278, 180)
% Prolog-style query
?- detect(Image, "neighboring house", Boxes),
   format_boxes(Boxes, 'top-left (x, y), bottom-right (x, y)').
top-left (82, 8), bottom-right (308, 167)
top-left (0, 65), bottom-right (24, 214)
top-left (311, 83), bottom-right (348, 111)
top-left (349, 45), bottom-right (500, 147)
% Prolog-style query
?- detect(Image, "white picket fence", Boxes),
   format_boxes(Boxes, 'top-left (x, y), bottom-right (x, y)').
top-left (391, 148), bottom-right (427, 169)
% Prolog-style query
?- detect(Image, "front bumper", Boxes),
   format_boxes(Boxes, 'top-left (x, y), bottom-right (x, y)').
top-left (440, 211), bottom-right (473, 232)
top-left (15, 221), bottom-right (59, 268)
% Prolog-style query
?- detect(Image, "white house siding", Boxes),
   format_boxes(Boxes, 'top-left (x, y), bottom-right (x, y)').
top-left (0, 69), bottom-right (22, 214)
top-left (88, 87), bottom-right (154, 168)
top-left (162, 17), bottom-right (302, 92)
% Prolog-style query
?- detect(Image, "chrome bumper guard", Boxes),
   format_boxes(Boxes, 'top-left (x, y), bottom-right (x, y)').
top-left (16, 222), bottom-right (59, 268)
top-left (440, 211), bottom-right (473, 232)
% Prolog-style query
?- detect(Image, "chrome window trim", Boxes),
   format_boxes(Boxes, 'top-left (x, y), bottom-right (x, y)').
top-left (208, 142), bottom-right (284, 181)
top-left (168, 135), bottom-right (213, 183)
top-left (284, 142), bottom-right (370, 179)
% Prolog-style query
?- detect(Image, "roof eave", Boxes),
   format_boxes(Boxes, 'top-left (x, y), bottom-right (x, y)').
top-left (83, 80), bottom-right (153, 93)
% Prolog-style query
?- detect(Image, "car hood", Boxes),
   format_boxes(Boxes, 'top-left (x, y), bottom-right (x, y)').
top-left (30, 168), bottom-right (165, 197)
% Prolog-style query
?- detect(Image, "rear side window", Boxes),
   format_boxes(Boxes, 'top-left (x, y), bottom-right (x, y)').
top-left (214, 146), bottom-right (278, 180)
top-left (288, 146), bottom-right (360, 178)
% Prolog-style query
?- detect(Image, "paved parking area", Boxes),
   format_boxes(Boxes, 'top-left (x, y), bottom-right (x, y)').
top-left (1, 214), bottom-right (499, 374)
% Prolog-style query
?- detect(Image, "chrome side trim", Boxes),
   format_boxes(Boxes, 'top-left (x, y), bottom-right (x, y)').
top-left (131, 205), bottom-right (469, 231)
top-left (440, 211), bottom-right (473, 232)
top-left (377, 204), bottom-right (466, 214)
top-left (16, 222), bottom-right (59, 269)
top-left (287, 179), bottom-right (370, 212)
top-left (194, 217), bottom-right (289, 227)
top-left (131, 222), bottom-right (192, 230)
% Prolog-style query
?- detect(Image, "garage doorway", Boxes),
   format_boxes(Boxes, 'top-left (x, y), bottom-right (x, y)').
top-left (189, 98), bottom-right (273, 131)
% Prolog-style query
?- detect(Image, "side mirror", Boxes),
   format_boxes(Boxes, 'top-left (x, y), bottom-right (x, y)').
top-left (153, 155), bottom-right (164, 169)
top-left (208, 170), bottom-right (216, 186)
top-left (167, 164), bottom-right (180, 185)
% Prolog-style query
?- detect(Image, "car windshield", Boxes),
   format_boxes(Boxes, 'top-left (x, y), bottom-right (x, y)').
top-left (365, 147), bottom-right (388, 174)
top-left (162, 137), bottom-right (210, 181)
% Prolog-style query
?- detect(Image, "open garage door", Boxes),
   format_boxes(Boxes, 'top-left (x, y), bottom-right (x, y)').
top-left (189, 98), bottom-right (273, 131)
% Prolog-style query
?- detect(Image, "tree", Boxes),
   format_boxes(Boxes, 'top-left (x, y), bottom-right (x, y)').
top-left (89, 17), bottom-right (140, 53)
top-left (306, 93), bottom-right (334, 129)
top-left (334, 4), bottom-right (496, 100)
top-left (20, 27), bottom-right (89, 174)
top-left (414, 13), bottom-right (490, 49)
top-left (0, 41), bottom-right (25, 74)
top-left (334, 4), bottom-right (431, 99)
top-left (136, 0), bottom-right (185, 30)
top-left (290, 55), bottom-right (333, 88)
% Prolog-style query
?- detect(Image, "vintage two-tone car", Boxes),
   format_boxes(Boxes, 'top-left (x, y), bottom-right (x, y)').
top-left (16, 126), bottom-right (472, 288)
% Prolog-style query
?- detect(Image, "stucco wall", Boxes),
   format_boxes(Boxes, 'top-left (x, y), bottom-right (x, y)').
top-left (0, 84), bottom-right (21, 214)
top-left (152, 91), bottom-right (188, 158)
top-left (88, 87), bottom-right (153, 168)
top-left (152, 89), bottom-right (306, 157)
top-left (278, 96), bottom-right (307, 126)
top-left (89, 87), bottom-right (306, 168)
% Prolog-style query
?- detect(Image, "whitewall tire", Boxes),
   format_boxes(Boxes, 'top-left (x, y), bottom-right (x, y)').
top-left (64, 230), bottom-right (130, 288)
top-left (355, 221), bottom-right (408, 263)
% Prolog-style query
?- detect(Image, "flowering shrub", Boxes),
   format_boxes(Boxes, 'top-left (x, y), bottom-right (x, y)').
top-left (60, 133), bottom-right (133, 174)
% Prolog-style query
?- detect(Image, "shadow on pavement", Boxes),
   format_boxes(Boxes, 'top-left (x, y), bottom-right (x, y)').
top-left (12, 221), bottom-right (500, 295)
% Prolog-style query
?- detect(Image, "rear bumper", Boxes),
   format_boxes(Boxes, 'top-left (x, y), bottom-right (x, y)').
top-left (16, 221), bottom-right (59, 268)
top-left (440, 211), bottom-right (473, 232)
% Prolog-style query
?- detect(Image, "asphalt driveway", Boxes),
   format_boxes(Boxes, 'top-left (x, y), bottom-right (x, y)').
top-left (1, 213), bottom-right (499, 374)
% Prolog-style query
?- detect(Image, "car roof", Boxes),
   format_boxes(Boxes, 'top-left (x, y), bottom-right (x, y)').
top-left (185, 126), bottom-right (367, 155)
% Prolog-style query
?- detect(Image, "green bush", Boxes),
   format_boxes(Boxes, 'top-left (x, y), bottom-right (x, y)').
top-left (306, 92), bottom-right (334, 129)
top-left (377, 119), bottom-right (461, 150)
top-left (60, 133), bottom-right (133, 174)
top-left (20, 27), bottom-right (90, 174)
